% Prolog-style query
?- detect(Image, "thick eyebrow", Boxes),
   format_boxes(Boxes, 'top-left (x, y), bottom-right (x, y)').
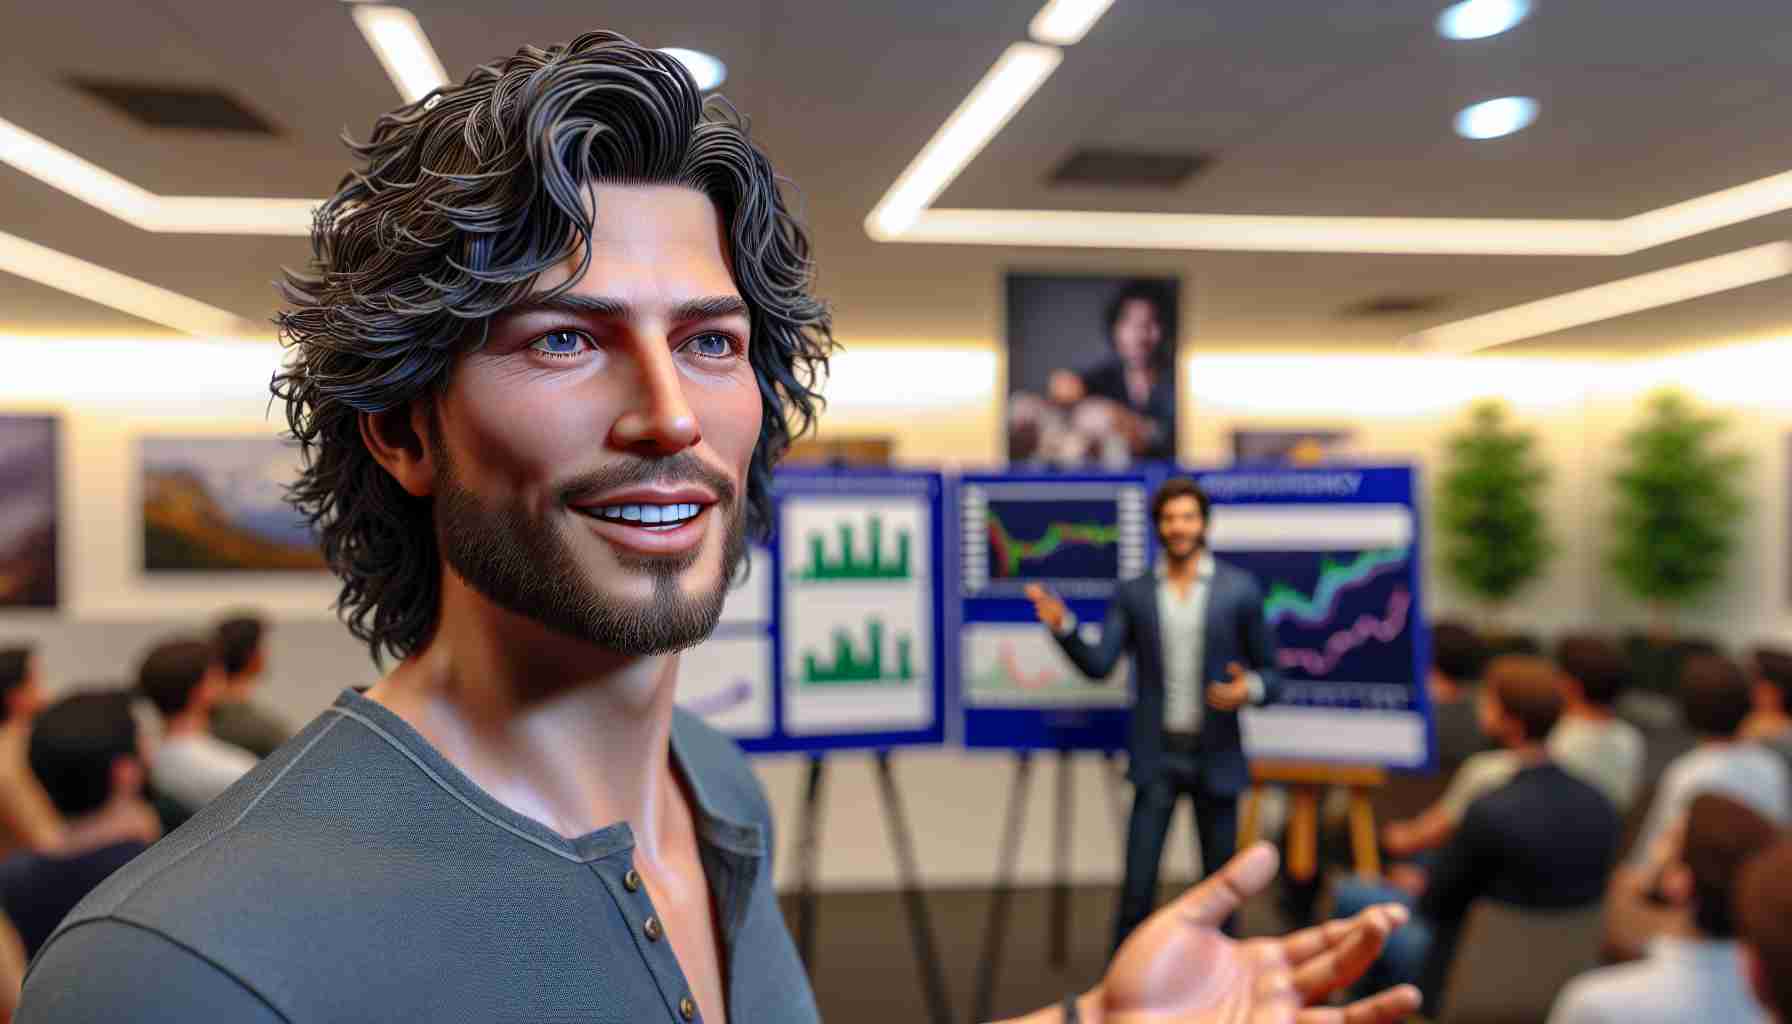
top-left (507, 293), bottom-right (749, 324)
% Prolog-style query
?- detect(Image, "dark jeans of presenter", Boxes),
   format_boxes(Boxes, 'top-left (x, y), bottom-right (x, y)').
top-left (1119, 733), bottom-right (1239, 948)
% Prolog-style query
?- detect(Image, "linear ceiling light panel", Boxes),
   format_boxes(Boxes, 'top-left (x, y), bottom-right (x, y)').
top-left (903, 208), bottom-right (1624, 255)
top-left (349, 4), bottom-right (450, 104)
top-left (1411, 241), bottom-right (1792, 353)
top-left (865, 42), bottom-right (1061, 240)
top-left (0, 230), bottom-right (259, 336)
top-left (1029, 0), bottom-right (1118, 45)
top-left (0, 116), bottom-right (316, 235)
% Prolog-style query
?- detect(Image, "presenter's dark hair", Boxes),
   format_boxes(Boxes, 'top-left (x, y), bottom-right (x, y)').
top-left (214, 612), bottom-right (266, 677)
top-left (1555, 632), bottom-right (1627, 707)
top-left (29, 691), bottom-right (140, 818)
top-left (1103, 279), bottom-right (1176, 367)
top-left (1428, 621), bottom-right (1484, 683)
top-left (1679, 652), bottom-right (1752, 738)
top-left (272, 31), bottom-right (834, 666)
top-left (137, 638), bottom-right (218, 718)
top-left (1151, 477), bottom-right (1210, 525)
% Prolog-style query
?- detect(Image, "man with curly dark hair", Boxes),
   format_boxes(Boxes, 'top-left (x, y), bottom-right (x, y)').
top-left (19, 32), bottom-right (1414, 1024)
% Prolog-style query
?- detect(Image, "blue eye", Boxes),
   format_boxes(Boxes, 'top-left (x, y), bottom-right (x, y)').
top-left (686, 333), bottom-right (738, 358)
top-left (530, 330), bottom-right (592, 359)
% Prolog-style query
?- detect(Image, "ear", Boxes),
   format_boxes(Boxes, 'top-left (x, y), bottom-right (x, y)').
top-left (111, 753), bottom-right (144, 798)
top-left (359, 398), bottom-right (440, 499)
top-left (1659, 863), bottom-right (1694, 907)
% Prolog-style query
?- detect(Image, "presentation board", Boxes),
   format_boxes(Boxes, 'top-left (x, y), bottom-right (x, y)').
top-left (956, 471), bottom-right (1153, 750)
top-left (675, 544), bottom-right (778, 749)
top-left (1189, 465), bottom-right (1435, 772)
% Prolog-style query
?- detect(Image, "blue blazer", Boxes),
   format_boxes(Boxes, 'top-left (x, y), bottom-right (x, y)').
top-left (1051, 559), bottom-right (1281, 796)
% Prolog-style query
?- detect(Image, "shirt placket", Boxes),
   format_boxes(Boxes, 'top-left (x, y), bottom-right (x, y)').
top-left (592, 851), bottom-right (703, 1023)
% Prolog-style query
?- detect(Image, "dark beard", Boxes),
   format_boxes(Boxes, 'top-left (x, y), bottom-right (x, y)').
top-left (432, 447), bottom-right (747, 657)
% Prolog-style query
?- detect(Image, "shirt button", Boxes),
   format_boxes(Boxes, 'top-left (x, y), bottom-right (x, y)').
top-left (644, 915), bottom-right (662, 941)
top-left (679, 996), bottom-right (696, 1020)
top-left (624, 869), bottom-right (642, 892)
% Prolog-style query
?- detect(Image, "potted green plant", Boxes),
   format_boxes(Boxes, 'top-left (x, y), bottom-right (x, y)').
top-left (1609, 390), bottom-right (1749, 640)
top-left (1436, 400), bottom-right (1553, 643)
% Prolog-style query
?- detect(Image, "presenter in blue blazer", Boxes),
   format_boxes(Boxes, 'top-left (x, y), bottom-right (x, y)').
top-left (1027, 476), bottom-right (1281, 951)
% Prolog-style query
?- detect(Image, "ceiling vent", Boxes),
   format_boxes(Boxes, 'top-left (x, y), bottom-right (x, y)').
top-left (68, 77), bottom-right (277, 135)
top-left (1048, 147), bottom-right (1210, 188)
top-left (1339, 294), bottom-right (1451, 318)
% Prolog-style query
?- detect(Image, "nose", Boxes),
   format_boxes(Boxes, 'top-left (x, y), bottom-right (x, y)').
top-left (609, 344), bottom-right (702, 455)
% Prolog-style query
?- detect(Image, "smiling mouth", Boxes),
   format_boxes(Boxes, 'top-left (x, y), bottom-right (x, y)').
top-left (572, 502), bottom-right (705, 531)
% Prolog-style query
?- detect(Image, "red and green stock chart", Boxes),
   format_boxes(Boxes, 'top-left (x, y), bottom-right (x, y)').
top-left (986, 500), bottom-right (1122, 580)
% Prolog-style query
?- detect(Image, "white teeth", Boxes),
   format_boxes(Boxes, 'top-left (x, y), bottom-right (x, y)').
top-left (583, 502), bottom-right (701, 525)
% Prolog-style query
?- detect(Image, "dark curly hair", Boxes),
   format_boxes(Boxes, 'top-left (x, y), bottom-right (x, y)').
top-left (272, 31), bottom-right (833, 667)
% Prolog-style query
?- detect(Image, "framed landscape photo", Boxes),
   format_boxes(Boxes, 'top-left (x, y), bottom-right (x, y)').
top-left (140, 436), bottom-right (326, 572)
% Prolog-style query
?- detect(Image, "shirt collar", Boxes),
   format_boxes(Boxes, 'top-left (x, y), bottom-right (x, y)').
top-left (1155, 551), bottom-right (1216, 579)
top-left (1647, 936), bottom-right (1743, 965)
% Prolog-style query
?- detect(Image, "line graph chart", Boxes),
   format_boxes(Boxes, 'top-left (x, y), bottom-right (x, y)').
top-left (962, 623), bottom-right (1129, 707)
top-left (961, 481), bottom-right (1147, 598)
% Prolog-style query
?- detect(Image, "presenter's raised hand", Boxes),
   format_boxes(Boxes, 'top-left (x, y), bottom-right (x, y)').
top-left (1025, 583), bottom-right (1070, 633)
top-left (1085, 843), bottom-right (1419, 1024)
top-left (1207, 662), bottom-right (1254, 711)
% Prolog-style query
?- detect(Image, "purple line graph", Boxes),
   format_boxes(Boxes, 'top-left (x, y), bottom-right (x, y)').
top-left (681, 679), bottom-right (755, 718)
top-left (1276, 586), bottom-right (1411, 677)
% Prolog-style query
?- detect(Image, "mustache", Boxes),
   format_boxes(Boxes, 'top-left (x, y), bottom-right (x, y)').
top-left (559, 452), bottom-right (739, 509)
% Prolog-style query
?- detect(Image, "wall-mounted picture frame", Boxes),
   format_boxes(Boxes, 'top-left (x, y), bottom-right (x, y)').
top-left (140, 436), bottom-right (326, 572)
top-left (0, 415), bottom-right (59, 607)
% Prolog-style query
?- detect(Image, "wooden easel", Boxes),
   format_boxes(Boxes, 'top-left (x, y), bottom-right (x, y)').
top-left (1237, 760), bottom-right (1388, 882)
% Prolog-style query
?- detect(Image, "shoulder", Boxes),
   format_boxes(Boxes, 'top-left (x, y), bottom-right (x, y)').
top-left (1211, 559), bottom-right (1262, 596)
top-left (21, 917), bottom-right (285, 1022)
top-left (1549, 964), bottom-right (1649, 1024)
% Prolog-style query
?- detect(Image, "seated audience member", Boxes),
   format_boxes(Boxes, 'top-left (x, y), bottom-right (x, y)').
top-left (0, 913), bottom-right (22, 1024)
top-left (1628, 653), bottom-right (1789, 869)
top-left (1548, 793), bottom-right (1777, 1024)
top-left (1426, 621), bottom-right (1491, 770)
top-left (1737, 837), bottom-right (1792, 1023)
top-left (137, 638), bottom-right (256, 815)
top-left (0, 691), bottom-right (159, 958)
top-left (1743, 645), bottom-right (1792, 765)
top-left (1335, 655), bottom-right (1621, 1016)
top-left (1382, 636), bottom-right (1641, 860)
top-left (210, 612), bottom-right (293, 759)
top-left (0, 647), bottom-right (61, 857)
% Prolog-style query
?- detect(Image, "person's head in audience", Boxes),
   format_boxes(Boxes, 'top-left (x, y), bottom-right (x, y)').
top-left (1746, 645), bottom-right (1792, 738)
top-left (0, 644), bottom-right (47, 729)
top-left (1738, 838), bottom-right (1792, 1021)
top-left (1679, 652), bottom-right (1754, 744)
top-left (213, 611), bottom-right (268, 697)
top-left (1654, 793), bottom-right (1777, 943)
top-left (137, 638), bottom-right (226, 730)
top-left (1428, 620), bottom-right (1484, 702)
top-left (27, 690), bottom-right (152, 828)
top-left (1477, 654), bottom-right (1563, 752)
top-left (1555, 632), bottom-right (1628, 714)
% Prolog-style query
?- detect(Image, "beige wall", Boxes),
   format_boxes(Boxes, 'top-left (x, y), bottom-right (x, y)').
top-left (2, 335), bottom-right (1788, 890)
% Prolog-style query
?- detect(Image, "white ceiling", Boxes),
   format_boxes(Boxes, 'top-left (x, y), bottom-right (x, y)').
top-left (3, 0), bottom-right (1792, 353)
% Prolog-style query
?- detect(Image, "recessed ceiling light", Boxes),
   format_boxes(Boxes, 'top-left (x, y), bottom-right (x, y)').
top-left (659, 48), bottom-right (726, 92)
top-left (1454, 96), bottom-right (1538, 139)
top-left (1436, 0), bottom-right (1531, 41)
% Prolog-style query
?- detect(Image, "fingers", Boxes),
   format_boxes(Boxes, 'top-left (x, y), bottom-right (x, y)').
top-left (1228, 661), bottom-right (1246, 679)
top-left (1288, 904), bottom-right (1409, 1001)
top-left (1295, 985), bottom-right (1421, 1024)
top-left (1175, 842), bottom-right (1280, 927)
top-left (1246, 941), bottom-right (1299, 1024)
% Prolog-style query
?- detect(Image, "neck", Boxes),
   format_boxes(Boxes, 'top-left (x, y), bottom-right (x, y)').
top-left (1163, 546), bottom-right (1204, 580)
top-left (59, 798), bottom-right (156, 854)
top-left (1563, 697), bottom-right (1613, 721)
top-left (365, 571), bottom-right (687, 864)
top-left (163, 706), bottom-right (212, 739)
top-left (220, 676), bottom-right (257, 703)
top-left (1511, 740), bottom-right (1549, 764)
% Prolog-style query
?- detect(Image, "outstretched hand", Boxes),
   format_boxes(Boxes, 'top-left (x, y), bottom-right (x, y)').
top-left (1092, 843), bottom-right (1419, 1023)
top-left (1025, 583), bottom-right (1070, 634)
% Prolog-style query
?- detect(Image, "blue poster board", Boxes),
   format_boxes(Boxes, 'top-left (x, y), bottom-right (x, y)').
top-left (675, 543), bottom-right (780, 752)
top-left (1182, 465), bottom-right (1435, 773)
top-left (956, 471), bottom-right (1155, 750)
